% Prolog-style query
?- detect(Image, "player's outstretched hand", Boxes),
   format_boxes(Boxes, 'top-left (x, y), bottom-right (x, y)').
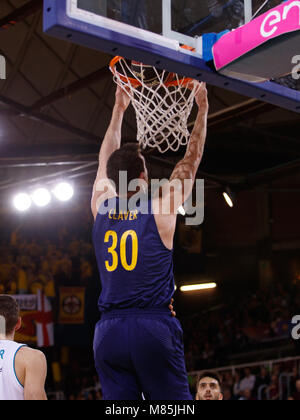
top-left (115, 86), bottom-right (131, 111)
top-left (194, 82), bottom-right (208, 114)
top-left (169, 298), bottom-right (176, 317)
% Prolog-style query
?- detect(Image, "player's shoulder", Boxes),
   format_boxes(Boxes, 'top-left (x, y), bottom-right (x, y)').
top-left (92, 181), bottom-right (117, 220)
top-left (152, 192), bottom-right (178, 218)
top-left (17, 346), bottom-right (46, 365)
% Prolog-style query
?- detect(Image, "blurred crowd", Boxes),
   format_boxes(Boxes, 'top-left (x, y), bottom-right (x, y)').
top-left (182, 283), bottom-right (300, 371)
top-left (49, 358), bottom-right (300, 400)
top-left (0, 225), bottom-right (96, 297)
top-left (56, 374), bottom-right (103, 401)
top-left (212, 362), bottom-right (300, 401)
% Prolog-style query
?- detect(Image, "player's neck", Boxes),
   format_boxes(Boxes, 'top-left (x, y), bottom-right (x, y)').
top-left (0, 332), bottom-right (15, 341)
top-left (117, 180), bottom-right (148, 199)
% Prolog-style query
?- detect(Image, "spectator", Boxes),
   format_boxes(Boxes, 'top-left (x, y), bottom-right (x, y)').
top-left (202, 341), bottom-right (215, 369)
top-left (239, 388), bottom-right (256, 401)
top-left (44, 272), bottom-right (56, 300)
top-left (239, 368), bottom-right (256, 396)
top-left (291, 379), bottom-right (300, 401)
top-left (223, 386), bottom-right (234, 401)
top-left (195, 371), bottom-right (223, 401)
top-left (87, 391), bottom-right (95, 400)
top-left (221, 371), bottom-right (234, 395)
top-left (17, 265), bottom-right (28, 294)
top-left (268, 374), bottom-right (279, 401)
top-left (254, 366), bottom-right (270, 399)
top-left (76, 391), bottom-right (85, 400)
top-left (95, 390), bottom-right (103, 400)
top-left (233, 371), bottom-right (242, 399)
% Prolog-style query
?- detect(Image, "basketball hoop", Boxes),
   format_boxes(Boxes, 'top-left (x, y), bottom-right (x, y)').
top-left (110, 56), bottom-right (199, 154)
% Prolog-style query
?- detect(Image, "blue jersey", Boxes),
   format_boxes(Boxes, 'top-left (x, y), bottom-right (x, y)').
top-left (92, 194), bottom-right (175, 312)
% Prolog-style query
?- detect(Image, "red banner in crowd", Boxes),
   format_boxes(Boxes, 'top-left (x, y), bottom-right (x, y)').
top-left (12, 294), bottom-right (54, 347)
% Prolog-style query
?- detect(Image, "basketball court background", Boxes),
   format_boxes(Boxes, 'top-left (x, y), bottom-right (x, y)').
top-left (0, 0), bottom-right (300, 400)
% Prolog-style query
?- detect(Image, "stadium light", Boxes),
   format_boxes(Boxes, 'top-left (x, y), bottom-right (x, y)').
top-left (52, 182), bottom-right (74, 202)
top-left (223, 187), bottom-right (234, 208)
top-left (13, 193), bottom-right (32, 212)
top-left (180, 283), bottom-right (217, 292)
top-left (32, 188), bottom-right (51, 207)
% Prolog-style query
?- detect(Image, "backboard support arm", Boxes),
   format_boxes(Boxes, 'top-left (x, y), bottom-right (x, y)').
top-left (244, 0), bottom-right (253, 23)
top-left (162, 0), bottom-right (203, 56)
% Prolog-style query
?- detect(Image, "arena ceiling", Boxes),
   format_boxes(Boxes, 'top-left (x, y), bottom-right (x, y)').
top-left (0, 0), bottom-right (300, 201)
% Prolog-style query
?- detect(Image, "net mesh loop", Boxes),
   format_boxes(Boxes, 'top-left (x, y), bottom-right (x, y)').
top-left (110, 56), bottom-right (198, 154)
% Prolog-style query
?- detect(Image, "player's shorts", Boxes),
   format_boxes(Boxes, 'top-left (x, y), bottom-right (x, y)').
top-left (93, 308), bottom-right (192, 400)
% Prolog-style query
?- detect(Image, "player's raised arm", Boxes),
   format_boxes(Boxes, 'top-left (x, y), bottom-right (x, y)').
top-left (91, 86), bottom-right (131, 219)
top-left (168, 82), bottom-right (208, 209)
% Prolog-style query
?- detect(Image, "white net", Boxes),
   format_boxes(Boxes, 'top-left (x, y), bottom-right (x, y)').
top-left (110, 57), bottom-right (198, 154)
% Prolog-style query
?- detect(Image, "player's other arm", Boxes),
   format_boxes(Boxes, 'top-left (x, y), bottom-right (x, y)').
top-left (91, 87), bottom-right (131, 220)
top-left (168, 82), bottom-right (208, 210)
top-left (153, 83), bottom-right (208, 250)
top-left (17, 347), bottom-right (48, 400)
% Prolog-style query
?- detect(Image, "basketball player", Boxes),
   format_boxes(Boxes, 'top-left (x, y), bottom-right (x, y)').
top-left (196, 371), bottom-right (223, 401)
top-left (0, 295), bottom-right (47, 400)
top-left (91, 82), bottom-right (208, 400)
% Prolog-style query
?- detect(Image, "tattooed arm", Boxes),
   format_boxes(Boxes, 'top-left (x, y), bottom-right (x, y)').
top-left (153, 82), bottom-right (209, 250)
top-left (169, 82), bottom-right (209, 208)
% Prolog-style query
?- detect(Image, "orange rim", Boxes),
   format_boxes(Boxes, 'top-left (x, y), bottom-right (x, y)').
top-left (110, 56), bottom-right (142, 88)
top-left (164, 77), bottom-right (194, 87)
top-left (110, 55), bottom-right (194, 89)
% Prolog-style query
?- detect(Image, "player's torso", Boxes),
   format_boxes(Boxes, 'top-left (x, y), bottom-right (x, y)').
top-left (0, 340), bottom-right (26, 401)
top-left (92, 194), bottom-right (175, 312)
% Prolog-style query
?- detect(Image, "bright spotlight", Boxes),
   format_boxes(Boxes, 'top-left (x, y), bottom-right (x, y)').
top-left (32, 188), bottom-right (51, 207)
top-left (180, 283), bottom-right (217, 292)
top-left (223, 192), bottom-right (233, 208)
top-left (53, 182), bottom-right (74, 202)
top-left (223, 187), bottom-right (235, 208)
top-left (13, 193), bottom-right (32, 212)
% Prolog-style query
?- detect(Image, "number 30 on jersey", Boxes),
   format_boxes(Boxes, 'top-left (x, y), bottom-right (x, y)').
top-left (104, 230), bottom-right (138, 272)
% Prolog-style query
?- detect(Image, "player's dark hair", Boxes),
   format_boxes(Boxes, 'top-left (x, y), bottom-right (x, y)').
top-left (106, 143), bottom-right (145, 194)
top-left (0, 295), bottom-right (20, 335)
top-left (198, 370), bottom-right (222, 389)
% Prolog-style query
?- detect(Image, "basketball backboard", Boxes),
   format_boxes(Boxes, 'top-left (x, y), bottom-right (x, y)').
top-left (44, 0), bottom-right (300, 113)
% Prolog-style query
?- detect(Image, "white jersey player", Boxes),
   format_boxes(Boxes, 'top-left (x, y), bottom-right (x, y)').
top-left (0, 295), bottom-right (47, 400)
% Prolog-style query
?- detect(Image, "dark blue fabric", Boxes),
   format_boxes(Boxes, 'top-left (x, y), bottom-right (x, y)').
top-left (92, 194), bottom-right (175, 312)
top-left (93, 310), bottom-right (192, 400)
